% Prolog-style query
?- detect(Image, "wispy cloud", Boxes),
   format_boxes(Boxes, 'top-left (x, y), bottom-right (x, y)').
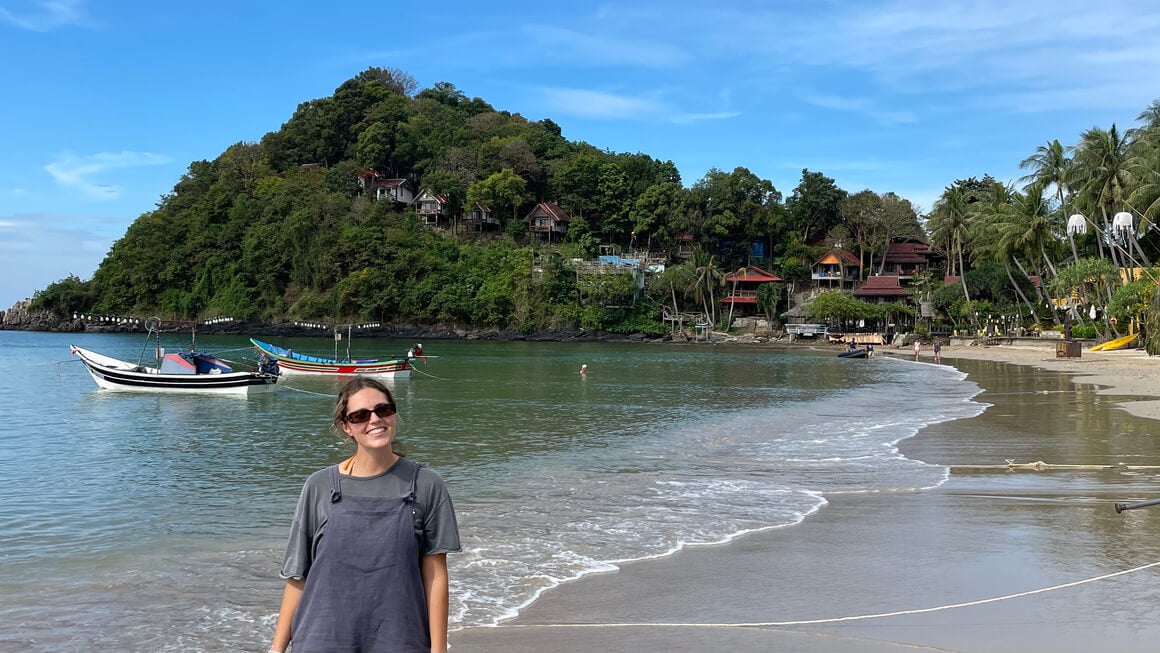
top-left (0, 212), bottom-right (120, 305)
top-left (670, 111), bottom-right (742, 125)
top-left (592, 1), bottom-right (1160, 114)
top-left (45, 151), bottom-right (170, 201)
top-left (0, 0), bottom-right (87, 31)
top-left (521, 24), bottom-right (689, 68)
top-left (540, 87), bottom-right (739, 124)
top-left (801, 92), bottom-right (917, 125)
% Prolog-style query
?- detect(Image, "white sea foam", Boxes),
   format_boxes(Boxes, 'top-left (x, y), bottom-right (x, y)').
top-left (445, 359), bottom-right (985, 628)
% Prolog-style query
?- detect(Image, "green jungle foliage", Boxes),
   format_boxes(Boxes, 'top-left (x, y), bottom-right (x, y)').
top-left (32, 67), bottom-right (877, 333)
top-left (31, 67), bottom-right (1160, 340)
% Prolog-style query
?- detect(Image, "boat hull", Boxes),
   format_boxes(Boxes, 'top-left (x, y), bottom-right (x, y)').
top-left (1090, 333), bottom-right (1138, 352)
top-left (251, 339), bottom-right (411, 378)
top-left (71, 346), bottom-right (277, 395)
top-left (838, 349), bottom-right (869, 358)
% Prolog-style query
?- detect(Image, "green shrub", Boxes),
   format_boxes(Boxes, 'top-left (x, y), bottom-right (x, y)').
top-left (1070, 325), bottom-right (1098, 339)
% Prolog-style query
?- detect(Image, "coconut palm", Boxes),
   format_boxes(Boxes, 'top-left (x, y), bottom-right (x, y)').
top-left (686, 246), bottom-right (724, 328)
top-left (928, 185), bottom-right (975, 324)
top-left (1068, 125), bottom-right (1150, 276)
top-left (1019, 139), bottom-right (1078, 263)
top-left (991, 181), bottom-right (1065, 326)
top-left (1126, 115), bottom-right (1160, 245)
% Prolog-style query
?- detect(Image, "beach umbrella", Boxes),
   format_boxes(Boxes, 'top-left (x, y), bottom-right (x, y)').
top-left (1067, 214), bottom-right (1087, 235)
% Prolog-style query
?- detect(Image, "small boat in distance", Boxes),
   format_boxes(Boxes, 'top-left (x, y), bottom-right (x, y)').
top-left (250, 338), bottom-right (412, 378)
top-left (837, 348), bottom-right (869, 359)
top-left (70, 345), bottom-right (279, 395)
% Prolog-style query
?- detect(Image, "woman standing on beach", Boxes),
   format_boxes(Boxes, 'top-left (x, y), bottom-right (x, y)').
top-left (913, 338), bottom-right (922, 361)
top-left (270, 376), bottom-right (461, 653)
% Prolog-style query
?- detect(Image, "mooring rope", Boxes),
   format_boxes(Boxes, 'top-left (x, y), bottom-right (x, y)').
top-left (276, 384), bottom-right (335, 397)
top-left (409, 364), bottom-right (453, 381)
top-left (502, 559), bottom-right (1160, 630)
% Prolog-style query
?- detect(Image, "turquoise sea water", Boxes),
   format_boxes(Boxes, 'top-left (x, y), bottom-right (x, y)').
top-left (0, 330), bottom-right (986, 651)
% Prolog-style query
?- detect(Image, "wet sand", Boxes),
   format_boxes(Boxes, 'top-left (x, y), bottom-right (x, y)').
top-left (451, 343), bottom-right (1160, 652)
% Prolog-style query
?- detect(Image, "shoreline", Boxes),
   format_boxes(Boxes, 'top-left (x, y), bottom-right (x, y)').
top-left (451, 343), bottom-right (1160, 653)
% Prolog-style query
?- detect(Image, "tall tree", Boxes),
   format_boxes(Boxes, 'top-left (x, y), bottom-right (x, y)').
top-left (928, 184), bottom-right (975, 324)
top-left (785, 169), bottom-right (847, 244)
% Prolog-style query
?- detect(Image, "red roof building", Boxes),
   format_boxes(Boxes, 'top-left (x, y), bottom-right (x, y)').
top-left (525, 202), bottom-right (571, 239)
top-left (882, 240), bottom-right (940, 280)
top-left (852, 275), bottom-right (911, 302)
top-left (720, 266), bottom-right (783, 315)
top-left (812, 248), bottom-right (861, 288)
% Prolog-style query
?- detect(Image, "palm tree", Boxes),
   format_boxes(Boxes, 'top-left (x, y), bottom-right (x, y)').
top-left (1126, 114), bottom-right (1160, 245)
top-left (724, 266), bottom-right (746, 331)
top-left (1068, 125), bottom-right (1149, 277)
top-left (990, 181), bottom-right (1064, 326)
top-left (686, 246), bottom-right (724, 328)
top-left (1019, 139), bottom-right (1077, 263)
top-left (928, 185), bottom-right (975, 326)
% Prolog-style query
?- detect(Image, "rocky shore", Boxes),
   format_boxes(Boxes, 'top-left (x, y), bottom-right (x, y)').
top-left (0, 301), bottom-right (690, 344)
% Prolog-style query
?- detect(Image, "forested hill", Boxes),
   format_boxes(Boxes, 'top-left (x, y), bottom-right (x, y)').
top-left (30, 67), bottom-right (916, 335)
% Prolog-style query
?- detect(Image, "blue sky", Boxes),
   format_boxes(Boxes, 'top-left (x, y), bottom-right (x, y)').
top-left (2, 0), bottom-right (1158, 309)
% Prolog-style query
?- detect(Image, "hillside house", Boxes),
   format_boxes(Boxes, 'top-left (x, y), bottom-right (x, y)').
top-left (463, 202), bottom-right (500, 232)
top-left (852, 275), bottom-right (911, 304)
top-left (414, 189), bottom-right (449, 227)
top-left (525, 202), bottom-right (571, 241)
top-left (357, 169), bottom-right (415, 205)
top-left (881, 240), bottom-right (937, 281)
top-left (812, 248), bottom-right (860, 288)
top-left (720, 266), bottom-right (783, 316)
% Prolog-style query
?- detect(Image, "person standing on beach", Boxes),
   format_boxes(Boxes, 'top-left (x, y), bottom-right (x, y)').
top-left (933, 337), bottom-right (942, 364)
top-left (913, 338), bottom-right (921, 361)
top-left (271, 376), bottom-right (461, 653)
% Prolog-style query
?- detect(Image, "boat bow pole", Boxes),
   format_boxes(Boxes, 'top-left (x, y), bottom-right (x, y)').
top-left (1114, 497), bottom-right (1160, 513)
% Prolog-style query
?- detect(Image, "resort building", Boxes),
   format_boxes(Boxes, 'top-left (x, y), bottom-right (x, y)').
top-left (524, 202), bottom-right (571, 241)
top-left (720, 266), bottom-right (783, 316)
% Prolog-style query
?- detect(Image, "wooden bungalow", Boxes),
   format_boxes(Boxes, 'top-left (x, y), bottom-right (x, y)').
top-left (414, 189), bottom-right (449, 227)
top-left (852, 275), bottom-right (911, 304)
top-left (720, 266), bottom-right (783, 316)
top-left (525, 202), bottom-right (571, 241)
top-left (357, 169), bottom-right (415, 205)
top-left (462, 202), bottom-right (500, 232)
top-left (881, 239), bottom-right (937, 281)
top-left (812, 248), bottom-right (860, 288)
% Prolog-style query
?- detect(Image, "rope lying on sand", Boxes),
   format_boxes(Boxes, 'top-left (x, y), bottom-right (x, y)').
top-left (504, 559), bottom-right (1160, 630)
top-left (949, 459), bottom-right (1160, 471)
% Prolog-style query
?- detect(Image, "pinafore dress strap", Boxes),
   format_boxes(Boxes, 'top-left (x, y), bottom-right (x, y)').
top-left (328, 463), bottom-right (342, 503)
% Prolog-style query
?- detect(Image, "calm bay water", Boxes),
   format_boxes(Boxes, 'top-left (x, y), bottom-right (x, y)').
top-left (0, 330), bottom-right (985, 651)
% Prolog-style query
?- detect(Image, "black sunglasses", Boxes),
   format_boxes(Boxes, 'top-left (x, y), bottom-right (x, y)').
top-left (345, 402), bottom-right (397, 424)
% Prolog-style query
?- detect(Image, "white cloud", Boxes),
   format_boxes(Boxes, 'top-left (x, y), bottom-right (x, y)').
top-left (45, 151), bottom-right (170, 201)
top-left (587, 1), bottom-right (1160, 114)
top-left (0, 212), bottom-right (122, 307)
top-left (540, 87), bottom-right (738, 124)
top-left (540, 87), bottom-right (665, 119)
top-left (670, 111), bottom-right (742, 124)
top-left (521, 24), bottom-right (689, 68)
top-left (0, 0), bottom-right (86, 31)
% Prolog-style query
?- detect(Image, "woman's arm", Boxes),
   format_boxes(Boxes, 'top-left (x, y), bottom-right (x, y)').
top-left (421, 553), bottom-right (450, 653)
top-left (271, 578), bottom-right (305, 653)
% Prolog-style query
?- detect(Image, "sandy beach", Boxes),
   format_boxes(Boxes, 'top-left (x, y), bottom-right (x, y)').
top-left (451, 341), bottom-right (1160, 652)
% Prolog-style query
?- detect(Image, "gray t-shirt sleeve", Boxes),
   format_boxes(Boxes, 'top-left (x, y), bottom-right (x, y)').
top-left (417, 467), bottom-right (461, 556)
top-left (279, 469), bottom-right (329, 580)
